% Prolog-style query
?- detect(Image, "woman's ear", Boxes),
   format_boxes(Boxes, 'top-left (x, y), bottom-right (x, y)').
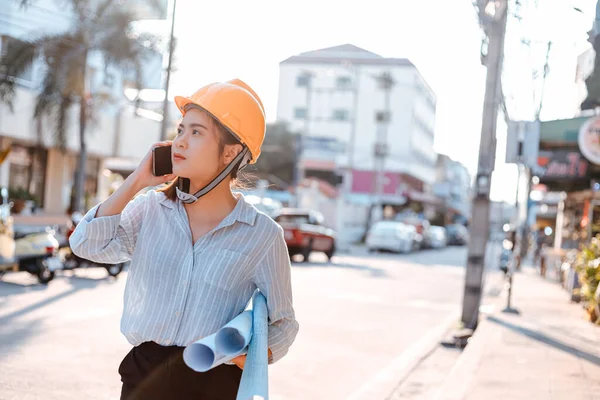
top-left (223, 144), bottom-right (243, 164)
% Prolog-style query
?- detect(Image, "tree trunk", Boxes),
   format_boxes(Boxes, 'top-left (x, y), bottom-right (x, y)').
top-left (73, 93), bottom-right (88, 213)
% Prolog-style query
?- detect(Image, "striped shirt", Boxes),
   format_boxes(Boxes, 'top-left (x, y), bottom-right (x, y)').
top-left (69, 190), bottom-right (299, 363)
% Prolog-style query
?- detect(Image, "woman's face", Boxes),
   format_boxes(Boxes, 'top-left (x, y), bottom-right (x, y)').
top-left (172, 108), bottom-right (222, 185)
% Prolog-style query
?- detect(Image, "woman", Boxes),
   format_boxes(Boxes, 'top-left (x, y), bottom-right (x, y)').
top-left (69, 79), bottom-right (299, 400)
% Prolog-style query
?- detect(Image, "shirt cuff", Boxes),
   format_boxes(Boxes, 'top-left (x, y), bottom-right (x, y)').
top-left (69, 203), bottom-right (122, 247)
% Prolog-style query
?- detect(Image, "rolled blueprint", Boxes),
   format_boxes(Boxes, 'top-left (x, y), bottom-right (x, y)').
top-left (184, 304), bottom-right (254, 372)
top-left (215, 310), bottom-right (253, 356)
top-left (236, 291), bottom-right (269, 400)
top-left (183, 333), bottom-right (227, 372)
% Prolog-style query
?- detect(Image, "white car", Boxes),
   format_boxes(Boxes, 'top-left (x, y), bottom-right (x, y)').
top-left (244, 195), bottom-right (283, 218)
top-left (366, 221), bottom-right (416, 254)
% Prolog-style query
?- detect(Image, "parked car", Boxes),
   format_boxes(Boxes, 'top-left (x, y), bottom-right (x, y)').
top-left (422, 226), bottom-right (447, 249)
top-left (244, 195), bottom-right (283, 218)
top-left (366, 221), bottom-right (416, 254)
top-left (446, 224), bottom-right (469, 246)
top-left (273, 209), bottom-right (336, 262)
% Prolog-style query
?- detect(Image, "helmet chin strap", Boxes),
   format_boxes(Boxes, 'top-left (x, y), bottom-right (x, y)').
top-left (176, 147), bottom-right (250, 204)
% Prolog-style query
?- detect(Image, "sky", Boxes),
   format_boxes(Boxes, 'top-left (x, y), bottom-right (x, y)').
top-left (160, 0), bottom-right (597, 204)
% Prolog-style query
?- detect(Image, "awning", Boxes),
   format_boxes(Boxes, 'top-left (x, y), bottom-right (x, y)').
top-left (405, 190), bottom-right (442, 206)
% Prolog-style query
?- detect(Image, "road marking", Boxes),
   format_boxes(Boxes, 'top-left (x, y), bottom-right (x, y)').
top-left (345, 312), bottom-right (458, 400)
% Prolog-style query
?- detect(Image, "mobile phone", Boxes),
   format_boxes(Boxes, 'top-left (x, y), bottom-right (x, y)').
top-left (152, 145), bottom-right (173, 176)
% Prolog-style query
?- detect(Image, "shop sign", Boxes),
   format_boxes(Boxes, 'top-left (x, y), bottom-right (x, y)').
top-left (535, 150), bottom-right (589, 180)
top-left (578, 116), bottom-right (600, 165)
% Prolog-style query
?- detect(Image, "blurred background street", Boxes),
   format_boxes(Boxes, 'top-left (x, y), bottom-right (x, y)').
top-left (0, 245), bottom-right (500, 400)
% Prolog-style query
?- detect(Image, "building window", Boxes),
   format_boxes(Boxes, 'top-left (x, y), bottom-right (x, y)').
top-left (332, 109), bottom-right (349, 121)
top-left (296, 74), bottom-right (310, 87)
top-left (294, 107), bottom-right (307, 119)
top-left (375, 110), bottom-right (391, 123)
top-left (336, 76), bottom-right (352, 89)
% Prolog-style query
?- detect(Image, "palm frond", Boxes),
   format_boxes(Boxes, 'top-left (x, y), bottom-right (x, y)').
top-left (0, 37), bottom-right (36, 110)
top-left (95, 7), bottom-right (161, 90)
top-left (41, 33), bottom-right (87, 97)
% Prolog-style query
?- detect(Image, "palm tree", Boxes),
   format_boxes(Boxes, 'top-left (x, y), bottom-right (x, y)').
top-left (0, 0), bottom-right (160, 212)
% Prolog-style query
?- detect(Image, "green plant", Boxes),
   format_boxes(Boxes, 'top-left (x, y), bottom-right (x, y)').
top-left (573, 235), bottom-right (600, 325)
top-left (8, 187), bottom-right (36, 202)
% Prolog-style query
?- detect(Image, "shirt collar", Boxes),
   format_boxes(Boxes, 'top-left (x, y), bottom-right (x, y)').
top-left (230, 192), bottom-right (257, 226)
top-left (158, 190), bottom-right (256, 226)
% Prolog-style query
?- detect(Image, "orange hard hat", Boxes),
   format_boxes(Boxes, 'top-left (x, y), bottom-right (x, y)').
top-left (174, 79), bottom-right (266, 163)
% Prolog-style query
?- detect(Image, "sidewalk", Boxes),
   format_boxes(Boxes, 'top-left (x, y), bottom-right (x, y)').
top-left (437, 266), bottom-right (600, 400)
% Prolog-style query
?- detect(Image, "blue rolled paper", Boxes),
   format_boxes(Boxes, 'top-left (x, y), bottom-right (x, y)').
top-left (184, 309), bottom-right (254, 372)
top-left (215, 310), bottom-right (253, 356)
top-left (236, 291), bottom-right (269, 400)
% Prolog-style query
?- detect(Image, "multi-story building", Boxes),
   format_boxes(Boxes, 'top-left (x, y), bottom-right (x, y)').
top-left (0, 0), bottom-right (167, 214)
top-left (276, 44), bottom-right (438, 211)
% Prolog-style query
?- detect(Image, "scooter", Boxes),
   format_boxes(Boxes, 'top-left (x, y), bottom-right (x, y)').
top-left (59, 212), bottom-right (126, 277)
top-left (0, 187), bottom-right (62, 284)
top-left (14, 226), bottom-right (62, 284)
top-left (0, 188), bottom-right (19, 280)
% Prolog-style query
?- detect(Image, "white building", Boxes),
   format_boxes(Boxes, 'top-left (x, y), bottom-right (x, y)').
top-left (0, 0), bottom-right (167, 214)
top-left (276, 44), bottom-right (438, 206)
top-left (575, 47), bottom-right (596, 115)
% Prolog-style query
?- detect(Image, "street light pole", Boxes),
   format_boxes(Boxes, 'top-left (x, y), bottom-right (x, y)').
top-left (460, 0), bottom-right (508, 331)
top-left (160, 0), bottom-right (177, 142)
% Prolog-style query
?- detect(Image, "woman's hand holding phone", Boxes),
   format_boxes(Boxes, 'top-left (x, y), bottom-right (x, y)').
top-left (131, 141), bottom-right (177, 191)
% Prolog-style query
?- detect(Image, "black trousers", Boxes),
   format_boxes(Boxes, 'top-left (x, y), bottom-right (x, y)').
top-left (119, 341), bottom-right (242, 400)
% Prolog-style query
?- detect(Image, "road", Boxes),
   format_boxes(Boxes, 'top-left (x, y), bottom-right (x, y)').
top-left (0, 245), bottom-right (501, 400)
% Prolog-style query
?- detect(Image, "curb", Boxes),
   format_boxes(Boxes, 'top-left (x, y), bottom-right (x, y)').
top-left (431, 312), bottom-right (501, 400)
top-left (431, 275), bottom-right (508, 400)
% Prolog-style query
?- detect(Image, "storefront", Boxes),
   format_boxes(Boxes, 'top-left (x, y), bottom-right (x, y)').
top-left (5, 142), bottom-right (48, 210)
top-left (535, 115), bottom-right (600, 251)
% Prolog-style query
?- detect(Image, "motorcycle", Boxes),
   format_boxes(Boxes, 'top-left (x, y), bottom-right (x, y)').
top-left (59, 212), bottom-right (126, 277)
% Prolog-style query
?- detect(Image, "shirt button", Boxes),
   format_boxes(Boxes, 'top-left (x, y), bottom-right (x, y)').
top-left (165, 340), bottom-right (171, 345)
top-left (175, 311), bottom-right (180, 317)
top-left (182, 280), bottom-right (187, 286)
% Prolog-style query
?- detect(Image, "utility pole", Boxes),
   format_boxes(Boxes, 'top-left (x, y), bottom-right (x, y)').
top-left (460, 0), bottom-right (508, 331)
top-left (336, 64), bottom-right (361, 251)
top-left (160, 0), bottom-right (177, 142)
top-left (292, 71), bottom-right (313, 207)
top-left (371, 71), bottom-right (393, 226)
top-left (345, 66), bottom-right (361, 199)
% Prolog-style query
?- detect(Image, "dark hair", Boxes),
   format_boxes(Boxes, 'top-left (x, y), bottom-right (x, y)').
top-left (158, 108), bottom-right (247, 201)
